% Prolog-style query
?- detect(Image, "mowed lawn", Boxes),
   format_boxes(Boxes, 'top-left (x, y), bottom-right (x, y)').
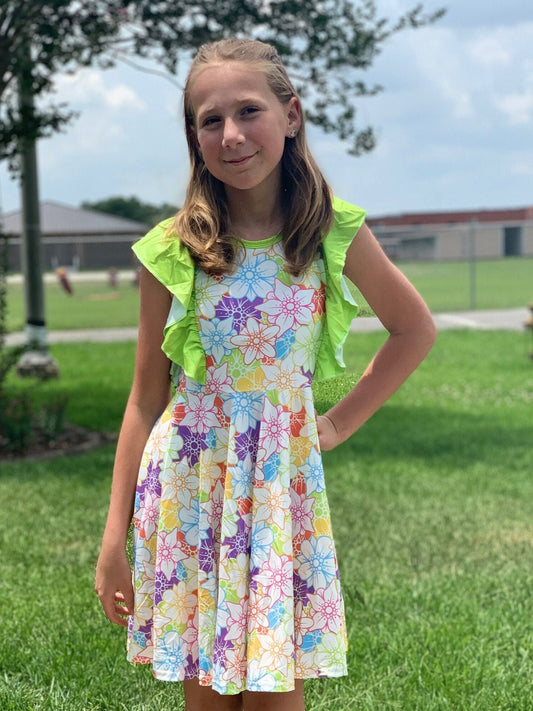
top-left (5, 279), bottom-right (141, 333)
top-left (1, 329), bottom-right (533, 710)
top-left (5, 256), bottom-right (533, 332)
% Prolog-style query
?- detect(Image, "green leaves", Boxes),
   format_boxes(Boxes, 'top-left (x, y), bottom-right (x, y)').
top-left (0, 1), bottom-right (445, 173)
top-left (81, 195), bottom-right (178, 227)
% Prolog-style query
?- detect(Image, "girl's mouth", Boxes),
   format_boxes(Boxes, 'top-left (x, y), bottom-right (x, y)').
top-left (225, 153), bottom-right (256, 165)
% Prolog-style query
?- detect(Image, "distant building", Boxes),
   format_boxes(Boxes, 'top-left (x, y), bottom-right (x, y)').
top-left (3, 201), bottom-right (532, 270)
top-left (1, 201), bottom-right (150, 272)
top-left (367, 206), bottom-right (533, 261)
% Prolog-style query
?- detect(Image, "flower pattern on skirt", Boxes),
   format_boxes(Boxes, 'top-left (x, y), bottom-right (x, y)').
top-left (127, 237), bottom-right (348, 694)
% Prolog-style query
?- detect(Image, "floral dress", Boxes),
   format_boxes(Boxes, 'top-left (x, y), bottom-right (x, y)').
top-left (127, 230), bottom-right (354, 695)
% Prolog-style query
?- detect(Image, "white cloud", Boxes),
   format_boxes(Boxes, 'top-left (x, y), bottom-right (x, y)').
top-left (104, 84), bottom-right (146, 111)
top-left (492, 63), bottom-right (533, 125)
top-left (495, 88), bottom-right (533, 125)
top-left (466, 25), bottom-right (533, 118)
top-left (439, 1), bottom-right (533, 29)
top-left (375, 19), bottom-right (533, 135)
top-left (52, 69), bottom-right (146, 112)
top-left (512, 161), bottom-right (533, 176)
top-left (34, 68), bottom-right (150, 163)
top-left (467, 35), bottom-right (511, 67)
top-left (408, 28), bottom-right (475, 119)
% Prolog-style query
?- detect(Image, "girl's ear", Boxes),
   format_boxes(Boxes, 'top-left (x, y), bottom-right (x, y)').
top-left (286, 96), bottom-right (302, 137)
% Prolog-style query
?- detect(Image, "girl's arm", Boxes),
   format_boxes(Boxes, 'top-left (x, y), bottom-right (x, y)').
top-left (95, 266), bottom-right (172, 626)
top-left (317, 223), bottom-right (437, 450)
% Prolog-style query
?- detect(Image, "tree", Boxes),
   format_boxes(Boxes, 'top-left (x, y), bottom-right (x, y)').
top-left (0, 1), bottom-right (445, 172)
top-left (81, 196), bottom-right (178, 227)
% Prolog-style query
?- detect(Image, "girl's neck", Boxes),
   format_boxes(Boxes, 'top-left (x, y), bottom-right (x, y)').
top-left (225, 185), bottom-right (284, 242)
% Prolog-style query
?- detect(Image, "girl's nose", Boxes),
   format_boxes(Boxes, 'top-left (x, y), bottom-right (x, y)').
top-left (222, 119), bottom-right (244, 148)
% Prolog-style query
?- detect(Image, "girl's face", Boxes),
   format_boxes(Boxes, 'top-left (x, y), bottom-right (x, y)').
top-left (190, 62), bottom-right (301, 197)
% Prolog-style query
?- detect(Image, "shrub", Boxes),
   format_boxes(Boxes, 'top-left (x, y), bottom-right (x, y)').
top-left (0, 232), bottom-right (69, 454)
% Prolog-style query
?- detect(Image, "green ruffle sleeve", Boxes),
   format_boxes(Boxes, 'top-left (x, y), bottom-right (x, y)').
top-left (132, 218), bottom-right (206, 383)
top-left (315, 196), bottom-right (366, 381)
top-left (132, 196), bottom-right (366, 385)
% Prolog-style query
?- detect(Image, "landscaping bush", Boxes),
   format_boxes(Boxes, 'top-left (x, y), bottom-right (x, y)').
top-left (0, 234), bottom-right (69, 454)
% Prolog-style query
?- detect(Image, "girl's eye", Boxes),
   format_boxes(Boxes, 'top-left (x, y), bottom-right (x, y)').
top-left (201, 116), bottom-right (220, 128)
top-left (242, 106), bottom-right (260, 117)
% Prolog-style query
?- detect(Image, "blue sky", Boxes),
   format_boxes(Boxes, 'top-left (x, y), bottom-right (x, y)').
top-left (1, 0), bottom-right (532, 219)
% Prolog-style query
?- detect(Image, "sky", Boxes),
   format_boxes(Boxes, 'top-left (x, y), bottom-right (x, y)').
top-left (0, 0), bottom-right (532, 219)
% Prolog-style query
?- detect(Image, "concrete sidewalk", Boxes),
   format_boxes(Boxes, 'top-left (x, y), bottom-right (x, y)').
top-left (4, 308), bottom-right (530, 347)
top-left (350, 307), bottom-right (530, 333)
top-left (6, 269), bottom-right (137, 285)
top-left (5, 327), bottom-right (139, 346)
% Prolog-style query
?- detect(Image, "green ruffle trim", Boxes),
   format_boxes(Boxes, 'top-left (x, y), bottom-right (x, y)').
top-left (131, 197), bottom-right (366, 384)
top-left (132, 219), bottom-right (206, 383)
top-left (316, 196), bottom-right (366, 381)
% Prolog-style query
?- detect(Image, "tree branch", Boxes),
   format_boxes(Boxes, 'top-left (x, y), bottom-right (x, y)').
top-left (109, 51), bottom-right (183, 90)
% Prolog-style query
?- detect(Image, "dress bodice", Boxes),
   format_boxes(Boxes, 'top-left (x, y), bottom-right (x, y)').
top-left (133, 196), bottom-right (366, 384)
top-left (178, 236), bottom-right (326, 394)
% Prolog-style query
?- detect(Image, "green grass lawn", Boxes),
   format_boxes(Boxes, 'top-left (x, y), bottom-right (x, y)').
top-left (350, 256), bottom-right (533, 316)
top-left (1, 330), bottom-right (533, 709)
top-left (399, 256), bottom-right (533, 312)
top-left (5, 256), bottom-right (533, 332)
top-left (5, 280), bottom-right (141, 333)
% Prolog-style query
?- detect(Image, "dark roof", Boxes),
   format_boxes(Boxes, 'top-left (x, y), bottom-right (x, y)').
top-left (367, 206), bottom-right (533, 228)
top-left (1, 201), bottom-right (149, 236)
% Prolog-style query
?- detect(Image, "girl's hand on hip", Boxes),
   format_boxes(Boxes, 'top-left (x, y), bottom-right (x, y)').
top-left (94, 548), bottom-right (134, 627)
top-left (316, 413), bottom-right (341, 451)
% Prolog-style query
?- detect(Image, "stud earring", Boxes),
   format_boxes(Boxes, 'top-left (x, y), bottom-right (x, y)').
top-left (289, 128), bottom-right (298, 138)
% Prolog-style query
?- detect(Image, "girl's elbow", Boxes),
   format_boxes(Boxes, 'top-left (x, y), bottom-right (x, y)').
top-left (389, 308), bottom-right (436, 344)
top-left (420, 312), bottom-right (438, 353)
top-left (129, 380), bottom-right (171, 422)
top-left (394, 311), bottom-right (436, 354)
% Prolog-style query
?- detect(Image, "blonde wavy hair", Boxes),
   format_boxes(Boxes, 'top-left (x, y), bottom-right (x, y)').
top-left (173, 38), bottom-right (333, 276)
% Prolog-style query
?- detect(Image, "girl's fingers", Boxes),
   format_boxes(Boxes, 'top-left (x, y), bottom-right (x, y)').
top-left (114, 590), bottom-right (134, 616)
top-left (94, 553), bottom-right (135, 626)
top-left (96, 587), bottom-right (134, 627)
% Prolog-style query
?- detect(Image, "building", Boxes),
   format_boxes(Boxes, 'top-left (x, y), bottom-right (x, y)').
top-left (3, 201), bottom-right (532, 270)
top-left (1, 201), bottom-right (150, 272)
top-left (367, 206), bottom-right (533, 261)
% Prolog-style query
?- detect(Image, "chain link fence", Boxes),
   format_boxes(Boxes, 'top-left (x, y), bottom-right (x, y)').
top-left (368, 220), bottom-right (533, 312)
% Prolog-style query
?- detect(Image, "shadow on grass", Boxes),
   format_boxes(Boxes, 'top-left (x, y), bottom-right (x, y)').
top-left (0, 444), bottom-right (116, 484)
top-left (325, 403), bottom-right (530, 470)
top-left (2, 399), bottom-right (528, 484)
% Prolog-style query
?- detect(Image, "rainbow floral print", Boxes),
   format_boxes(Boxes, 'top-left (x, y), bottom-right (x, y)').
top-left (127, 235), bottom-right (348, 694)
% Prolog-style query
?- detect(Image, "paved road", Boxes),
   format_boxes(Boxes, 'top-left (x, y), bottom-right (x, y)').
top-left (5, 308), bottom-right (530, 347)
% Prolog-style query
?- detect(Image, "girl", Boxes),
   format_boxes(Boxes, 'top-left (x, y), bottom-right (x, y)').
top-left (95, 38), bottom-right (436, 711)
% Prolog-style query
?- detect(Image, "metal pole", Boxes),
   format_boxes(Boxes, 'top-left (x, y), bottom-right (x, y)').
top-left (16, 47), bottom-right (59, 378)
top-left (469, 219), bottom-right (477, 311)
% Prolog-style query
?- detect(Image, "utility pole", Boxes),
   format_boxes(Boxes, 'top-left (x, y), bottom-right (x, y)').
top-left (16, 45), bottom-right (59, 378)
